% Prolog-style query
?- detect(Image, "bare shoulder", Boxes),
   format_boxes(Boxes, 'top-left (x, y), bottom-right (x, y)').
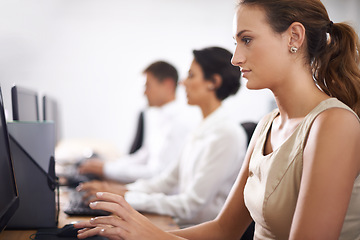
top-left (312, 107), bottom-right (360, 138)
top-left (291, 108), bottom-right (360, 239)
top-left (305, 107), bottom-right (360, 173)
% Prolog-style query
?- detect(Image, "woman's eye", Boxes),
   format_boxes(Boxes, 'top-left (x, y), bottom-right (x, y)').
top-left (242, 37), bottom-right (251, 45)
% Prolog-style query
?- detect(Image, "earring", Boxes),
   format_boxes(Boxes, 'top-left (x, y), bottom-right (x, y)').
top-left (207, 85), bottom-right (215, 90)
top-left (290, 46), bottom-right (298, 53)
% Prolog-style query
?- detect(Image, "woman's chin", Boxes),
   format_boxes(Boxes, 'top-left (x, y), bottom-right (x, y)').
top-left (245, 80), bottom-right (264, 90)
top-left (186, 99), bottom-right (196, 106)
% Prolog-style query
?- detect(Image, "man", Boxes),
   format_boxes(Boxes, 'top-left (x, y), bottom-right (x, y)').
top-left (78, 61), bottom-right (198, 183)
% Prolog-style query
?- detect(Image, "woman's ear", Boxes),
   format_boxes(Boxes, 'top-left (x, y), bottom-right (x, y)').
top-left (287, 22), bottom-right (306, 52)
top-left (212, 74), bottom-right (223, 90)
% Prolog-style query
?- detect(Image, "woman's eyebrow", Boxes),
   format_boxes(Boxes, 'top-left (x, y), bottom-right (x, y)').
top-left (236, 30), bottom-right (250, 38)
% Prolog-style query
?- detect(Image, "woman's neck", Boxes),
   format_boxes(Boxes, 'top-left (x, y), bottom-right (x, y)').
top-left (200, 99), bottom-right (222, 119)
top-left (273, 76), bottom-right (330, 124)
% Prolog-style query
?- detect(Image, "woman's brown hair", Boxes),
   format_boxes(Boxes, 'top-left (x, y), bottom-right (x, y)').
top-left (238, 0), bottom-right (360, 115)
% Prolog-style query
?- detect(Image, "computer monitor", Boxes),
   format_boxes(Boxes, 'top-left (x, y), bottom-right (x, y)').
top-left (42, 95), bottom-right (58, 121)
top-left (42, 95), bottom-right (60, 143)
top-left (0, 86), bottom-right (20, 233)
top-left (11, 86), bottom-right (40, 121)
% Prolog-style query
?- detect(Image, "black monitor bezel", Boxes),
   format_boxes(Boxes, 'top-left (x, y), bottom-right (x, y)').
top-left (0, 86), bottom-right (20, 233)
top-left (11, 86), bottom-right (40, 121)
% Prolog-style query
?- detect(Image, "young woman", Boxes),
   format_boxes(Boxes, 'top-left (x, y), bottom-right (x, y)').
top-left (75, 0), bottom-right (360, 239)
top-left (76, 46), bottom-right (247, 228)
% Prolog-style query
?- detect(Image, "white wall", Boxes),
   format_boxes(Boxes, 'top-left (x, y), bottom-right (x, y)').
top-left (0, 0), bottom-right (358, 154)
top-left (322, 0), bottom-right (359, 31)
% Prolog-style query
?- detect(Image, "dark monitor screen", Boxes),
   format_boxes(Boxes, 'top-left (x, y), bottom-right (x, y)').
top-left (0, 87), bottom-right (19, 233)
top-left (11, 86), bottom-right (40, 121)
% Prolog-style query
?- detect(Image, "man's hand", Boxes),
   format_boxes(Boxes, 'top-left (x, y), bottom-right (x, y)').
top-left (78, 159), bottom-right (104, 177)
top-left (77, 180), bottom-right (129, 200)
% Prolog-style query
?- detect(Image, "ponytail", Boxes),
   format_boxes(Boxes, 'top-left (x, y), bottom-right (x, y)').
top-left (313, 22), bottom-right (360, 116)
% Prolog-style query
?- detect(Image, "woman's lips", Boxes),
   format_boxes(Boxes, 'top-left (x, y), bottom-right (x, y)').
top-left (241, 69), bottom-right (251, 78)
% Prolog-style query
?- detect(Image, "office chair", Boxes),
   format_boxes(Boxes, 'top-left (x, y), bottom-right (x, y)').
top-left (240, 221), bottom-right (255, 240)
top-left (129, 111), bottom-right (144, 154)
top-left (239, 121), bottom-right (257, 240)
top-left (240, 121), bottom-right (257, 146)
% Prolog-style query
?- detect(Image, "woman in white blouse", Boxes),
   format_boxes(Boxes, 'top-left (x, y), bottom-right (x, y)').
top-left (77, 46), bottom-right (247, 229)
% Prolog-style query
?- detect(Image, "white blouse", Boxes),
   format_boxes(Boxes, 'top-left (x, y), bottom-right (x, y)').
top-left (125, 106), bottom-right (247, 226)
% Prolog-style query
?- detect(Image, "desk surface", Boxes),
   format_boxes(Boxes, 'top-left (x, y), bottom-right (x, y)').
top-left (0, 187), bottom-right (179, 240)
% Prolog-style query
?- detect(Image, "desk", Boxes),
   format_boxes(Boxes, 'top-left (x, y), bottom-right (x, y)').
top-left (0, 187), bottom-right (179, 240)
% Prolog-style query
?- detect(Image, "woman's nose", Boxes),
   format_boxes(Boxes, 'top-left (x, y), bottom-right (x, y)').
top-left (231, 46), bottom-right (245, 66)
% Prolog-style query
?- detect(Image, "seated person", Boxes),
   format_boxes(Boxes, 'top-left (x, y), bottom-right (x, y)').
top-left (78, 61), bottom-right (199, 183)
top-left (78, 47), bottom-right (248, 227)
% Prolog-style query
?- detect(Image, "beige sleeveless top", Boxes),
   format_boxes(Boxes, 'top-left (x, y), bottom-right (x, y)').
top-left (244, 98), bottom-right (360, 240)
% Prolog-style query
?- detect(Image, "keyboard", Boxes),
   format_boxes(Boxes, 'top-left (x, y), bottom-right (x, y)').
top-left (64, 173), bottom-right (100, 188)
top-left (64, 190), bottom-right (111, 216)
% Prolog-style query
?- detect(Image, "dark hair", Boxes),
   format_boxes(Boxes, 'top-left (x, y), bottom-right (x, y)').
top-left (238, 0), bottom-right (360, 115)
top-left (143, 61), bottom-right (179, 87)
top-left (193, 47), bottom-right (241, 100)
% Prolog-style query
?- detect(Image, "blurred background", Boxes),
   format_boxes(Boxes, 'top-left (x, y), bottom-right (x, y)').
top-left (0, 0), bottom-right (359, 155)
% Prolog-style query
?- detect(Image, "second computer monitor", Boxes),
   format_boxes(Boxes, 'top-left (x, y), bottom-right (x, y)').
top-left (42, 95), bottom-right (58, 122)
top-left (11, 86), bottom-right (40, 121)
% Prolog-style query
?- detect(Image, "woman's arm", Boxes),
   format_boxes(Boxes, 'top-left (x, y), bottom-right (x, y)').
top-left (169, 162), bottom-right (253, 240)
top-left (75, 192), bottom-right (186, 240)
top-left (170, 119), bottom-right (265, 240)
top-left (75, 171), bottom-right (253, 240)
top-left (74, 116), bottom-right (265, 240)
top-left (289, 108), bottom-right (360, 239)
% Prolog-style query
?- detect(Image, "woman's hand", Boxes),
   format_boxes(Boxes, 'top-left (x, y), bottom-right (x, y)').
top-left (76, 221), bottom-right (124, 240)
top-left (74, 192), bottom-right (184, 240)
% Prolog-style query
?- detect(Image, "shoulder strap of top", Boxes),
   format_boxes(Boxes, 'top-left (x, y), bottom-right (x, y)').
top-left (258, 109), bottom-right (279, 136)
top-left (299, 98), bottom-right (360, 148)
top-left (251, 109), bottom-right (280, 154)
